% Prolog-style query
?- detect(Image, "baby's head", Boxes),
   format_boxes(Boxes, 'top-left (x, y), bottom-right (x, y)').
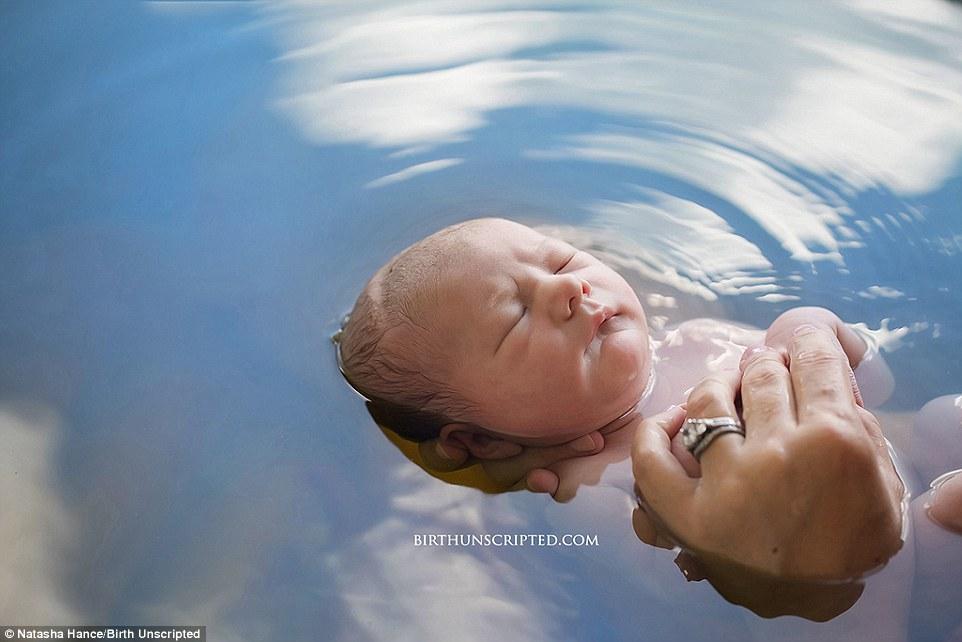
top-left (338, 218), bottom-right (651, 457)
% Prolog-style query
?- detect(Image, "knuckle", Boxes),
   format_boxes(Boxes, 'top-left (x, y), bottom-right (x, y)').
top-left (798, 420), bottom-right (874, 467)
top-left (741, 373), bottom-right (789, 423)
top-left (792, 347), bottom-right (847, 370)
top-left (804, 418), bottom-right (850, 443)
top-left (756, 442), bottom-right (791, 471)
top-left (687, 379), bottom-right (732, 415)
top-left (743, 360), bottom-right (786, 388)
top-left (796, 377), bottom-right (848, 405)
top-left (859, 407), bottom-right (882, 432)
top-left (697, 376), bottom-right (731, 393)
top-left (804, 406), bottom-right (860, 432)
top-left (742, 400), bottom-right (781, 425)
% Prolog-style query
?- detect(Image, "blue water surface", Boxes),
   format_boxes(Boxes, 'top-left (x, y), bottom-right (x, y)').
top-left (2, 2), bottom-right (961, 640)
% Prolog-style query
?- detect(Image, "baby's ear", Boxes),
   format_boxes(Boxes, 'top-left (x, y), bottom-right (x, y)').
top-left (440, 424), bottom-right (524, 460)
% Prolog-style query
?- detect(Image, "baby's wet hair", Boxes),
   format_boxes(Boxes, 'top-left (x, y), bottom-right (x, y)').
top-left (337, 221), bottom-right (481, 441)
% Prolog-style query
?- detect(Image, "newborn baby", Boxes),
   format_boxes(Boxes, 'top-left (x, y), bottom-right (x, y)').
top-left (337, 217), bottom-right (883, 496)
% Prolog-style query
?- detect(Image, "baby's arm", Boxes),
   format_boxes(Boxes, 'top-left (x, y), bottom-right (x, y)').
top-left (764, 306), bottom-right (894, 408)
top-left (764, 306), bottom-right (868, 368)
top-left (910, 468), bottom-right (962, 641)
top-left (909, 394), bottom-right (962, 487)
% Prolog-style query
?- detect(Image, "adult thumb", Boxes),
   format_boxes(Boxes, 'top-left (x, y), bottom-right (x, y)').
top-left (631, 406), bottom-right (696, 528)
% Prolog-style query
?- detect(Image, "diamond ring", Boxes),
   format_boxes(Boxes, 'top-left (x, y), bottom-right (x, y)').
top-left (681, 416), bottom-right (745, 460)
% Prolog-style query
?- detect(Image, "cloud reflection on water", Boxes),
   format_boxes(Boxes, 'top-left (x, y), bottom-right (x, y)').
top-left (330, 464), bottom-right (569, 642)
top-left (0, 406), bottom-right (79, 622)
top-left (365, 158), bottom-right (464, 189)
top-left (269, 0), bottom-right (962, 280)
top-left (528, 131), bottom-right (852, 264)
top-left (537, 191), bottom-right (776, 301)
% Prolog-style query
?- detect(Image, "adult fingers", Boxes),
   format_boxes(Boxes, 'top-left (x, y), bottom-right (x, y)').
top-left (631, 504), bottom-right (676, 549)
top-left (483, 432), bottom-right (604, 487)
top-left (858, 406), bottom-right (905, 512)
top-left (631, 504), bottom-right (659, 547)
top-left (525, 432), bottom-right (604, 468)
top-left (789, 325), bottom-right (860, 427)
top-left (739, 345), bottom-right (796, 439)
top-left (685, 369), bottom-right (744, 474)
top-left (418, 438), bottom-right (470, 472)
top-left (857, 406), bottom-right (887, 451)
top-left (525, 468), bottom-right (559, 496)
top-left (670, 429), bottom-right (702, 478)
top-left (632, 406), bottom-right (696, 532)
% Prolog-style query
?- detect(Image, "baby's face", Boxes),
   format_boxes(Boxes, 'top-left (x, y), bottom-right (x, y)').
top-left (433, 219), bottom-right (651, 446)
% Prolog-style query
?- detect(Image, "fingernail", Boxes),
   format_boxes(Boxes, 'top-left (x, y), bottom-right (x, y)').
top-left (930, 468), bottom-right (962, 490)
top-left (793, 324), bottom-right (817, 336)
top-left (926, 468), bottom-right (962, 533)
top-left (572, 433), bottom-right (598, 452)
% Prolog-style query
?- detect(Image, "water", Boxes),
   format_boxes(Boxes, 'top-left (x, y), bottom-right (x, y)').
top-left (1, 1), bottom-right (961, 640)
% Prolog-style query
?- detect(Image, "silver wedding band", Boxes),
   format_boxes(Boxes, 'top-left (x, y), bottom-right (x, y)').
top-left (681, 416), bottom-right (745, 460)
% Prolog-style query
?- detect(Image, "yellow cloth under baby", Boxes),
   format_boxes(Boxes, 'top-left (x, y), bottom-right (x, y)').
top-left (380, 426), bottom-right (506, 494)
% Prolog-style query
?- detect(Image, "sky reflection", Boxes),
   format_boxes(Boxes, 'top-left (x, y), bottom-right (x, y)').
top-left (271, 0), bottom-right (962, 194)
top-left (0, 406), bottom-right (80, 623)
top-left (267, 0), bottom-right (962, 310)
top-left (2, 1), bottom-right (960, 639)
top-left (331, 465), bottom-right (570, 641)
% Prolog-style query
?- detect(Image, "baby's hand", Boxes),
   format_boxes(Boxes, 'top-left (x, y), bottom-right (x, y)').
top-left (764, 306), bottom-right (867, 369)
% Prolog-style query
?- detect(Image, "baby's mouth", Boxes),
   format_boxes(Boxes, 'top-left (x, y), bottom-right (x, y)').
top-left (588, 305), bottom-right (616, 342)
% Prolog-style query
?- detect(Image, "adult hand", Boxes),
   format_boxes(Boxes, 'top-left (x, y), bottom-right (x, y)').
top-left (419, 431), bottom-right (605, 496)
top-left (631, 324), bottom-right (905, 580)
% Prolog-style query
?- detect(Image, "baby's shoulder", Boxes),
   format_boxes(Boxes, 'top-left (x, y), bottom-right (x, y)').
top-left (648, 318), bottom-right (765, 405)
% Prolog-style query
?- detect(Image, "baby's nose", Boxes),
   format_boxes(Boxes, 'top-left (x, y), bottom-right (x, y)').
top-left (550, 274), bottom-right (590, 321)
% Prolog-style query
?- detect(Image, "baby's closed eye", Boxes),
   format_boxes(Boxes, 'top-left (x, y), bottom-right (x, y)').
top-left (553, 251), bottom-right (578, 274)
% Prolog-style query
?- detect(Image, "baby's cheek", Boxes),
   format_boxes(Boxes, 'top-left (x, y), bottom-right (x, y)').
top-left (600, 330), bottom-right (648, 392)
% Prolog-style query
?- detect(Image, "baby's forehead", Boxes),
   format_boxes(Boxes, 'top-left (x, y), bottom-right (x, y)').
top-left (421, 221), bottom-right (583, 365)
top-left (432, 223), bottom-right (571, 304)
top-left (455, 221), bottom-right (551, 262)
